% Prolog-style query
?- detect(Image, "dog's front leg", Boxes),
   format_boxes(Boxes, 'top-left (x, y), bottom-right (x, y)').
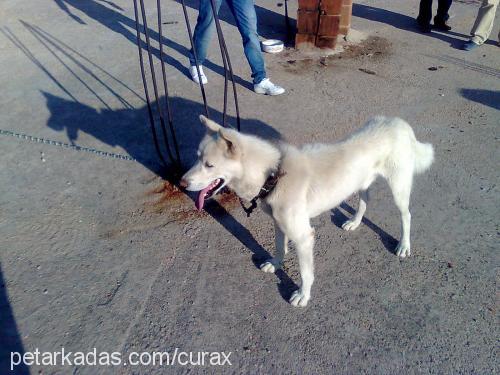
top-left (260, 221), bottom-right (288, 273)
top-left (289, 227), bottom-right (315, 307)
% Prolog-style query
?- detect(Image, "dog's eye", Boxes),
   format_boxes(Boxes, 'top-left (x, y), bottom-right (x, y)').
top-left (204, 162), bottom-right (214, 168)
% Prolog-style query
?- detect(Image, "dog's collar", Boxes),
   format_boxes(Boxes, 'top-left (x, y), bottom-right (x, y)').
top-left (240, 167), bottom-right (285, 217)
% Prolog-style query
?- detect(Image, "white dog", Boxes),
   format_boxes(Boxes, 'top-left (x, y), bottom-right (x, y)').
top-left (181, 115), bottom-right (434, 307)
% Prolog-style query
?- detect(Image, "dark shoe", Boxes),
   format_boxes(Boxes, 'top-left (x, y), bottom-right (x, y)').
top-left (462, 40), bottom-right (480, 51)
top-left (433, 20), bottom-right (452, 31)
top-left (417, 21), bottom-right (432, 33)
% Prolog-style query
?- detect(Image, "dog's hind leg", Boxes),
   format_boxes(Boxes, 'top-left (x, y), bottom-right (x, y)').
top-left (342, 189), bottom-right (369, 231)
top-left (260, 221), bottom-right (288, 273)
top-left (388, 172), bottom-right (413, 257)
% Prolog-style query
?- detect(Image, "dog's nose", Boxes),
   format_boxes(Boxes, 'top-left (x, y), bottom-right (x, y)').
top-left (179, 178), bottom-right (188, 188)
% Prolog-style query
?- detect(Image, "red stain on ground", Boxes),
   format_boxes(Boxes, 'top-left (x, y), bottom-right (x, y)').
top-left (215, 189), bottom-right (240, 211)
top-left (144, 180), bottom-right (241, 223)
top-left (334, 36), bottom-right (391, 60)
top-left (171, 207), bottom-right (208, 222)
top-left (147, 180), bottom-right (184, 200)
top-left (145, 180), bottom-right (189, 214)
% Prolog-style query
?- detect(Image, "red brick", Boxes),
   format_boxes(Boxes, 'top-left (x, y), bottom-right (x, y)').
top-left (295, 33), bottom-right (317, 49)
top-left (339, 26), bottom-right (349, 35)
top-left (315, 36), bottom-right (337, 49)
top-left (298, 0), bottom-right (320, 11)
top-left (340, 4), bottom-right (352, 28)
top-left (297, 10), bottom-right (319, 34)
top-left (320, 0), bottom-right (342, 15)
top-left (317, 14), bottom-right (340, 36)
top-left (296, 0), bottom-right (348, 49)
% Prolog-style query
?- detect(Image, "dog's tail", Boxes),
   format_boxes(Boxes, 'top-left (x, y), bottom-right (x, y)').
top-left (414, 140), bottom-right (434, 174)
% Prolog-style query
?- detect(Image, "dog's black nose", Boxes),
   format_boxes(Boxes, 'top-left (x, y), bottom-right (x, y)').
top-left (179, 178), bottom-right (188, 188)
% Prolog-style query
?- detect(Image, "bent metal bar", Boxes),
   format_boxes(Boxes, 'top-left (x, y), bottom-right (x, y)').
top-left (131, 0), bottom-right (241, 170)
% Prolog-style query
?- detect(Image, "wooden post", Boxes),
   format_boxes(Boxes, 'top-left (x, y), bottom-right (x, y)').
top-left (295, 0), bottom-right (352, 50)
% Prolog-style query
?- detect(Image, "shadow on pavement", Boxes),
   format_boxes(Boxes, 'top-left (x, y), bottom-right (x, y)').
top-left (43, 91), bottom-right (298, 298)
top-left (331, 202), bottom-right (399, 254)
top-left (0, 265), bottom-right (29, 374)
top-left (0, 25), bottom-right (144, 111)
top-left (51, 0), bottom-right (252, 88)
top-left (43, 93), bottom-right (282, 169)
top-left (352, 3), bottom-right (467, 48)
top-left (460, 89), bottom-right (500, 110)
top-left (4, 16), bottom-right (298, 302)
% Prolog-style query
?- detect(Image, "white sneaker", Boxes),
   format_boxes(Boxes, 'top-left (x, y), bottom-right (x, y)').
top-left (254, 78), bottom-right (285, 95)
top-left (189, 65), bottom-right (208, 85)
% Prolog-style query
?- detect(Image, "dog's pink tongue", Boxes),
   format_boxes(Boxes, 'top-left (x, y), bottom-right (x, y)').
top-left (195, 186), bottom-right (212, 211)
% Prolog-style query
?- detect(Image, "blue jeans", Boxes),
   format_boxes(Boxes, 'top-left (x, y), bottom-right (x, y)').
top-left (188, 0), bottom-right (266, 84)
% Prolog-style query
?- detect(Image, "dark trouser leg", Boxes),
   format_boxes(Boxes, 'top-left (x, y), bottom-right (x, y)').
top-left (435, 0), bottom-right (452, 23)
top-left (417, 0), bottom-right (433, 25)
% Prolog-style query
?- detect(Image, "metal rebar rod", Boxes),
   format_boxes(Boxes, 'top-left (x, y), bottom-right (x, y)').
top-left (138, 0), bottom-right (176, 164)
top-left (157, 0), bottom-right (181, 166)
top-left (180, 0), bottom-right (209, 117)
top-left (208, 0), bottom-right (229, 127)
top-left (209, 0), bottom-right (241, 131)
top-left (132, 0), bottom-right (167, 166)
top-left (132, 0), bottom-right (244, 172)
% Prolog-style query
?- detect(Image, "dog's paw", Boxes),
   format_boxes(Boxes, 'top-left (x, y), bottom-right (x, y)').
top-left (289, 289), bottom-right (310, 307)
top-left (259, 259), bottom-right (280, 273)
top-left (342, 219), bottom-right (361, 231)
top-left (395, 242), bottom-right (411, 257)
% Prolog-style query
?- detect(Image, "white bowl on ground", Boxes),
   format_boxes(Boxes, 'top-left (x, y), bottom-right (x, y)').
top-left (261, 39), bottom-right (284, 54)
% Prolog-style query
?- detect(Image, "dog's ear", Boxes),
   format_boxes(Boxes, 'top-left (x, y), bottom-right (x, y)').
top-left (218, 127), bottom-right (240, 157)
top-left (200, 115), bottom-right (221, 134)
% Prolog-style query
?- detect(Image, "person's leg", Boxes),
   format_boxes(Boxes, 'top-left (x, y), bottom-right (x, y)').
top-left (435, 0), bottom-right (452, 24)
top-left (470, 0), bottom-right (499, 45)
top-left (226, 0), bottom-right (266, 84)
top-left (417, 0), bottom-right (433, 25)
top-left (188, 0), bottom-right (223, 66)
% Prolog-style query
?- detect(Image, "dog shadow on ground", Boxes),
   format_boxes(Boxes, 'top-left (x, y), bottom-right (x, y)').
top-left (331, 202), bottom-right (399, 254)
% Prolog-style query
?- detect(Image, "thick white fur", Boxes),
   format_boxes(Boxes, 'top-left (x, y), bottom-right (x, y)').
top-left (182, 115), bottom-right (434, 307)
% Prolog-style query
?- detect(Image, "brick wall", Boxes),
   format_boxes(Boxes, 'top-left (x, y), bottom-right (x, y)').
top-left (295, 0), bottom-right (353, 50)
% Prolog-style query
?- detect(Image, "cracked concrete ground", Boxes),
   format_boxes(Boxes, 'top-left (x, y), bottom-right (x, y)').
top-left (0, 0), bottom-right (498, 373)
